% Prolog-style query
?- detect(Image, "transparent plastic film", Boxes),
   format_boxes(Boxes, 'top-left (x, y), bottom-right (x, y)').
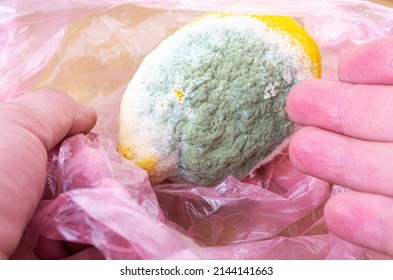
top-left (1, 0), bottom-right (393, 260)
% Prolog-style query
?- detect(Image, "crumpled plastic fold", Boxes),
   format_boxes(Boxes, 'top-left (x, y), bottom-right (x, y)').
top-left (1, 0), bottom-right (393, 259)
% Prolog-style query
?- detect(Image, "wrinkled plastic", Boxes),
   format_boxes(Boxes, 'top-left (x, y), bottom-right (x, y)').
top-left (1, 0), bottom-right (393, 260)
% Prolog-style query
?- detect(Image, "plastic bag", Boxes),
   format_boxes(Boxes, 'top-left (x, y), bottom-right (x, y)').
top-left (1, 0), bottom-right (393, 259)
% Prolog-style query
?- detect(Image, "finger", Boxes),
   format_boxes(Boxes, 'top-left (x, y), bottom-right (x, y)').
top-left (0, 89), bottom-right (97, 151)
top-left (289, 126), bottom-right (393, 196)
top-left (33, 236), bottom-right (70, 260)
top-left (287, 79), bottom-right (393, 142)
top-left (0, 90), bottom-right (96, 259)
top-left (64, 241), bottom-right (91, 255)
top-left (65, 247), bottom-right (105, 260)
top-left (338, 36), bottom-right (393, 85)
top-left (9, 241), bottom-right (38, 260)
top-left (324, 191), bottom-right (393, 256)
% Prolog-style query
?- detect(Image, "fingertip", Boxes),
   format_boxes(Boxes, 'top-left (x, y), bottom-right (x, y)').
top-left (324, 192), bottom-right (393, 256)
top-left (82, 104), bottom-right (97, 119)
top-left (66, 247), bottom-right (105, 260)
top-left (75, 104), bottom-right (97, 135)
top-left (323, 191), bottom-right (371, 245)
top-left (288, 126), bottom-right (318, 174)
top-left (288, 126), bottom-right (303, 169)
top-left (323, 192), bottom-right (347, 231)
top-left (286, 81), bottom-right (301, 122)
top-left (337, 50), bottom-right (352, 82)
top-left (287, 78), bottom-right (319, 124)
top-left (337, 44), bottom-right (369, 83)
top-left (23, 89), bottom-right (98, 143)
top-left (338, 37), bottom-right (393, 85)
top-left (34, 236), bottom-right (70, 260)
top-left (33, 89), bottom-right (98, 131)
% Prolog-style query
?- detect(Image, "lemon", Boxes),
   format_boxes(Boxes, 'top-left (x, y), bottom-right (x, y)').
top-left (118, 13), bottom-right (321, 186)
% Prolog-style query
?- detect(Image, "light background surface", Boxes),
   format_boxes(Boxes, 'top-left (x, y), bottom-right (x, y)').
top-left (371, 0), bottom-right (393, 7)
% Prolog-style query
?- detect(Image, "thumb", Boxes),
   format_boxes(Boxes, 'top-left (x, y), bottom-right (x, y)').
top-left (0, 90), bottom-right (96, 259)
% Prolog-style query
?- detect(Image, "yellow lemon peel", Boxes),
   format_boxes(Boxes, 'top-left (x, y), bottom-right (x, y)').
top-left (118, 145), bottom-right (158, 175)
top-left (174, 89), bottom-right (185, 101)
top-left (251, 15), bottom-right (321, 78)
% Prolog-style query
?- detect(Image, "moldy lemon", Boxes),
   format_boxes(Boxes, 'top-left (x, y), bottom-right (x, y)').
top-left (118, 13), bottom-right (321, 186)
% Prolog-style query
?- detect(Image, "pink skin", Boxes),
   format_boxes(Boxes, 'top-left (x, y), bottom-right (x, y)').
top-left (0, 90), bottom-right (99, 259)
top-left (287, 36), bottom-right (393, 256)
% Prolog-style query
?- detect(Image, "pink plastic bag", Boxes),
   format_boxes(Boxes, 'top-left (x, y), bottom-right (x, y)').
top-left (1, 0), bottom-right (393, 259)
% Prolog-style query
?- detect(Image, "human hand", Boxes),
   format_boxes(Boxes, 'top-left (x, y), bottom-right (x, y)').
top-left (0, 90), bottom-right (97, 259)
top-left (286, 37), bottom-right (393, 256)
